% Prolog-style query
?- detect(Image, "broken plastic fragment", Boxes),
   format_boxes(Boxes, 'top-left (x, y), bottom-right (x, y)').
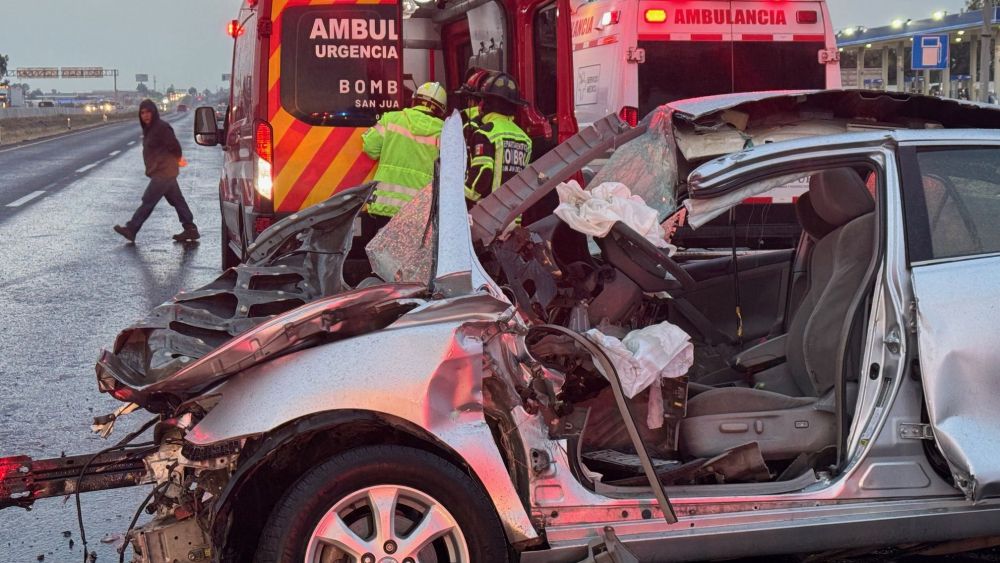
top-left (90, 402), bottom-right (140, 439)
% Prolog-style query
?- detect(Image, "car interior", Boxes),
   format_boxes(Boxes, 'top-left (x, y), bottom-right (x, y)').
top-left (486, 163), bottom-right (881, 491)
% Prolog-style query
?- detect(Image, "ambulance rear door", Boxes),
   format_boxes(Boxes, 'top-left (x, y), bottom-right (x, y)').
top-left (268, 0), bottom-right (403, 215)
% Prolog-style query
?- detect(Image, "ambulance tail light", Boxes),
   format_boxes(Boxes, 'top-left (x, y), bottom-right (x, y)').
top-left (619, 106), bottom-right (639, 127)
top-left (255, 121), bottom-right (273, 163)
top-left (254, 120), bottom-right (274, 203)
top-left (644, 9), bottom-right (667, 23)
top-left (796, 11), bottom-right (818, 24)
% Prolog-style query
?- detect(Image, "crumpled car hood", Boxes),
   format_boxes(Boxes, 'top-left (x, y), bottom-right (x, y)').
top-left (94, 183), bottom-right (430, 411)
top-left (97, 283), bottom-right (426, 411)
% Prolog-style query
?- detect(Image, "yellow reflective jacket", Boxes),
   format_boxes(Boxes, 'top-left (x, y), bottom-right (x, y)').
top-left (362, 106), bottom-right (443, 217)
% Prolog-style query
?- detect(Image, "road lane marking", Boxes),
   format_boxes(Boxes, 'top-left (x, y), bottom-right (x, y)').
top-left (109, 150), bottom-right (121, 156)
top-left (127, 141), bottom-right (136, 146)
top-left (6, 190), bottom-right (46, 207)
top-left (75, 162), bottom-right (99, 173)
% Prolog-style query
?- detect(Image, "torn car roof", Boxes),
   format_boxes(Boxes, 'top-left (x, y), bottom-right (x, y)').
top-left (666, 89), bottom-right (1000, 124)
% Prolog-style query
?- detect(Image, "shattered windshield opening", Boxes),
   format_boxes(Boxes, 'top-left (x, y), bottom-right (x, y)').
top-left (587, 108), bottom-right (680, 221)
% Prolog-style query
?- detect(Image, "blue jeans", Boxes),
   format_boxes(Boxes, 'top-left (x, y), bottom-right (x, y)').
top-left (126, 177), bottom-right (195, 233)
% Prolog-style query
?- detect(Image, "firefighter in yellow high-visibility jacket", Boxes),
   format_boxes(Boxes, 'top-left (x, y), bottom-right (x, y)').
top-left (464, 73), bottom-right (532, 207)
top-left (362, 82), bottom-right (448, 219)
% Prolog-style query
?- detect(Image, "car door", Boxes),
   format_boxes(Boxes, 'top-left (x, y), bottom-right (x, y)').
top-left (899, 140), bottom-right (1000, 501)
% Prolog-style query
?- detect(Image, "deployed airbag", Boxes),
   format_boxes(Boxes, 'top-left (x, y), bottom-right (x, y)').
top-left (555, 180), bottom-right (672, 250)
top-left (584, 322), bottom-right (693, 429)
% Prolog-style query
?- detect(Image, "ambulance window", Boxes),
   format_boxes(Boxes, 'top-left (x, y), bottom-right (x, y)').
top-left (280, 5), bottom-right (403, 127)
top-left (733, 42), bottom-right (826, 91)
top-left (533, 2), bottom-right (558, 117)
top-left (637, 41), bottom-right (734, 118)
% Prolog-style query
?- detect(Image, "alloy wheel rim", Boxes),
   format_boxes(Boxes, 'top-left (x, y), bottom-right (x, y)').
top-left (304, 484), bottom-right (470, 563)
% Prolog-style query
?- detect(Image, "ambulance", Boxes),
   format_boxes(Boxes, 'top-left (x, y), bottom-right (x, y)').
top-left (195, 0), bottom-right (577, 268)
top-left (571, 0), bottom-right (841, 127)
top-left (570, 0), bottom-right (840, 248)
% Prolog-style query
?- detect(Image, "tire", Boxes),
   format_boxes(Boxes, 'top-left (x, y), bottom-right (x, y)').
top-left (221, 225), bottom-right (240, 270)
top-left (253, 445), bottom-right (510, 563)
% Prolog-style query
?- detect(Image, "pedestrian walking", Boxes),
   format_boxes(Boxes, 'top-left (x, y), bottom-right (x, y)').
top-left (362, 82), bottom-right (447, 221)
top-left (114, 99), bottom-right (200, 243)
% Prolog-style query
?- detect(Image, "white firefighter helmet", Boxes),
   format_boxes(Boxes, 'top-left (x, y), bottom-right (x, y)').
top-left (414, 82), bottom-right (447, 115)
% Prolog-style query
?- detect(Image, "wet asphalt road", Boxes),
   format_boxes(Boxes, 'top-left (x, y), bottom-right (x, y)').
top-left (0, 112), bottom-right (224, 562)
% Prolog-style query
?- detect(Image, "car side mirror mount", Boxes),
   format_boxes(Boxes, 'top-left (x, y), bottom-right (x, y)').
top-left (194, 107), bottom-right (219, 146)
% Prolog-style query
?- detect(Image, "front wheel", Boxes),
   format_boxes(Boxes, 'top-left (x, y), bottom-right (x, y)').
top-left (254, 445), bottom-right (510, 563)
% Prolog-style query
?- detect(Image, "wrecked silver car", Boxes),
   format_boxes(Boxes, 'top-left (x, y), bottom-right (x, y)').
top-left (5, 90), bottom-right (1000, 562)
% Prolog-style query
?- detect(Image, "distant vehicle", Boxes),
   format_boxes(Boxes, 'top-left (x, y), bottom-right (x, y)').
top-left (176, 104), bottom-right (188, 112)
top-left (0, 85), bottom-right (25, 108)
top-left (37, 100), bottom-right (54, 108)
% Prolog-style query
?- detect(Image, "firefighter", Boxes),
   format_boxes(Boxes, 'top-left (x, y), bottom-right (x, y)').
top-left (465, 73), bottom-right (532, 206)
top-left (455, 67), bottom-right (494, 137)
top-left (362, 82), bottom-right (448, 220)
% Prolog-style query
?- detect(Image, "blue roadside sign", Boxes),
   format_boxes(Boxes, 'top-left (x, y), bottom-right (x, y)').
top-left (912, 35), bottom-right (949, 70)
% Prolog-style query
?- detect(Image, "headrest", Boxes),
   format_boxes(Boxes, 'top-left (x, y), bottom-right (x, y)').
top-left (808, 169), bottom-right (875, 228)
top-left (794, 191), bottom-right (835, 240)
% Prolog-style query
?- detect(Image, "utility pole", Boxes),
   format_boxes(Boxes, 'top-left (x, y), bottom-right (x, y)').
top-left (980, 2), bottom-right (995, 102)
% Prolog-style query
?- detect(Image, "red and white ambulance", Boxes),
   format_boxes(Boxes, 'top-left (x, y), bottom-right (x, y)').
top-left (571, 0), bottom-right (841, 127)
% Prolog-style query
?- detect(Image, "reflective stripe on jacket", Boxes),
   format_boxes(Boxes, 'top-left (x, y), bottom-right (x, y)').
top-left (465, 112), bottom-right (532, 203)
top-left (362, 106), bottom-right (443, 217)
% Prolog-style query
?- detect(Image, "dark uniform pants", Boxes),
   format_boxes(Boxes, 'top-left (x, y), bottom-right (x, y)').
top-left (126, 177), bottom-right (195, 233)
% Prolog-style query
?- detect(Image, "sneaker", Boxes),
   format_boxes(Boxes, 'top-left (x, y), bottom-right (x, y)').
top-left (173, 226), bottom-right (201, 242)
top-left (114, 225), bottom-right (136, 242)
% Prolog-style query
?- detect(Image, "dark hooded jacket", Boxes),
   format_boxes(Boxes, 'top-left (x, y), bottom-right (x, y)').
top-left (139, 99), bottom-right (182, 179)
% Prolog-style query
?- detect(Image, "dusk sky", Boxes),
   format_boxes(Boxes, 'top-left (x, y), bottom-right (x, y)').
top-left (0, 0), bottom-right (973, 93)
